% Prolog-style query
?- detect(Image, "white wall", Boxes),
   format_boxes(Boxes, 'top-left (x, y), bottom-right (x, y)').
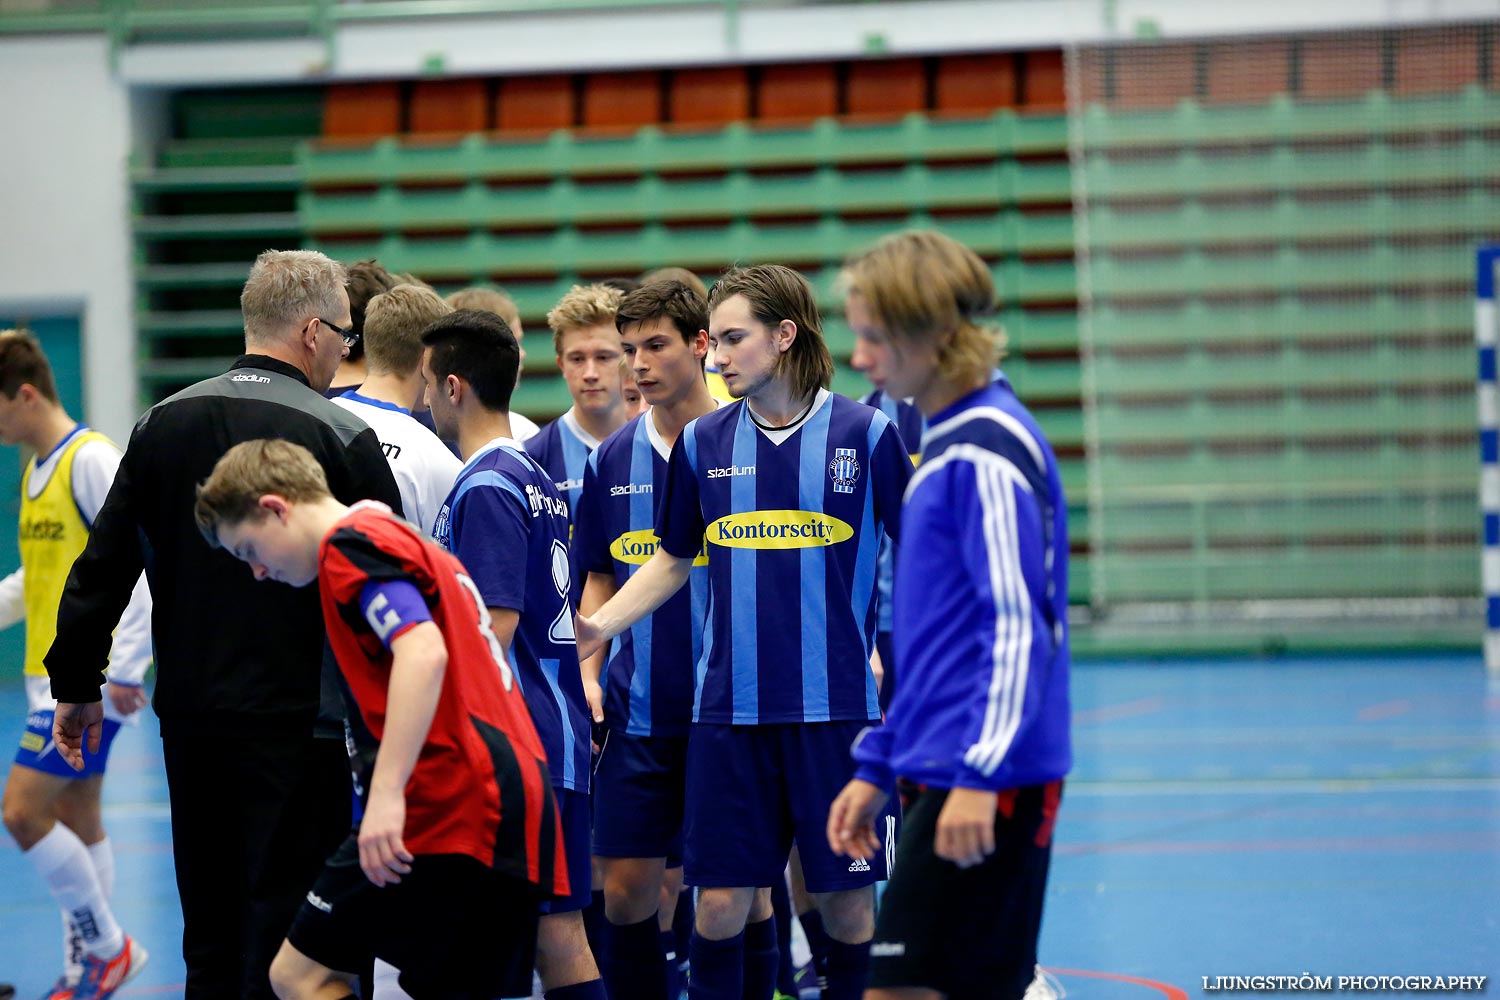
top-left (115, 0), bottom-right (1500, 86)
top-left (0, 35), bottom-right (137, 440)
top-left (1, 0), bottom-right (1493, 441)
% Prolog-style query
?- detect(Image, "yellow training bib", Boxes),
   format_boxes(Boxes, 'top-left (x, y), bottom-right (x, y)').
top-left (20, 429), bottom-right (111, 678)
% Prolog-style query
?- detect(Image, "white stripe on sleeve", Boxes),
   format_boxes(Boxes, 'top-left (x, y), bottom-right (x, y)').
top-left (963, 459), bottom-right (1034, 777)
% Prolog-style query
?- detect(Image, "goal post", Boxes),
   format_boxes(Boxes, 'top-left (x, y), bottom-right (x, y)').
top-left (1477, 244), bottom-right (1500, 672)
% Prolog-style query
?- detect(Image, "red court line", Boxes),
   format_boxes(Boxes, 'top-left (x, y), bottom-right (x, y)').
top-left (1075, 696), bottom-right (1166, 727)
top-left (1047, 966), bottom-right (1189, 1000)
top-left (1357, 700), bottom-right (1412, 722)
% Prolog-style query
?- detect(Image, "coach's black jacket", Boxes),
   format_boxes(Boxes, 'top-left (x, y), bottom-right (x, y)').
top-left (46, 355), bottom-right (402, 733)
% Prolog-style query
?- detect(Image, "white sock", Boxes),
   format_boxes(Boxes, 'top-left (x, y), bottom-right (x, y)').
top-left (27, 824), bottom-right (124, 959)
top-left (62, 910), bottom-right (83, 986)
top-left (87, 837), bottom-right (116, 899)
top-left (60, 836), bottom-right (116, 983)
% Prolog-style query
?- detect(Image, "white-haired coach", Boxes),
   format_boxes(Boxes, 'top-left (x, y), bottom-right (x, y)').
top-left (44, 250), bottom-right (402, 999)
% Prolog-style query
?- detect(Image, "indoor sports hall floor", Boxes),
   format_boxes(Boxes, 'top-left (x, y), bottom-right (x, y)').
top-left (0, 654), bottom-right (1494, 996)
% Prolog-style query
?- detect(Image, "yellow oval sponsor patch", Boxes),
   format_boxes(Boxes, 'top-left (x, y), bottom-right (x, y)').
top-left (610, 528), bottom-right (710, 566)
top-left (706, 510), bottom-right (854, 550)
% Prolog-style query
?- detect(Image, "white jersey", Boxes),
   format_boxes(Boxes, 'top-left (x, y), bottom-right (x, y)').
top-left (0, 434), bottom-right (153, 719)
top-left (333, 392), bottom-right (463, 536)
top-left (512, 411), bottom-right (541, 442)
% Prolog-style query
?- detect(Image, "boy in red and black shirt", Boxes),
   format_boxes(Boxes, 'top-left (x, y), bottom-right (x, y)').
top-left (191, 437), bottom-right (567, 1000)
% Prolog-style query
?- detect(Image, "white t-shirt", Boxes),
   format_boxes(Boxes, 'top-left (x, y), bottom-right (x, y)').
top-left (333, 393), bottom-right (464, 537)
top-left (512, 411), bottom-right (540, 442)
top-left (0, 429), bottom-right (154, 718)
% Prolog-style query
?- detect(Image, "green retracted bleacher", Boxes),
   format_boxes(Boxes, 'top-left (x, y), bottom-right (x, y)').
top-left (1076, 61), bottom-right (1494, 628)
top-left (295, 106), bottom-right (1089, 599)
top-left (132, 87), bottom-right (322, 403)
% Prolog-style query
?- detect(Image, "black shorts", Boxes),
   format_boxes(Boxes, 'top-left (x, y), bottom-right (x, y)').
top-left (286, 835), bottom-right (541, 999)
top-left (868, 781), bottom-right (1063, 1000)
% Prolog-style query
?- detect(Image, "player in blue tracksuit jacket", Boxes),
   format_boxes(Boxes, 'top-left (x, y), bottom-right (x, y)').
top-left (829, 231), bottom-right (1072, 1000)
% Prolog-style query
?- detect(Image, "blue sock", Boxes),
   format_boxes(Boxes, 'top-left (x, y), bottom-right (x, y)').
top-left (798, 908), bottom-right (831, 985)
top-left (583, 889), bottom-right (607, 966)
top-left (673, 888), bottom-right (694, 976)
top-left (662, 928), bottom-right (683, 1000)
top-left (741, 917), bottom-right (779, 1000)
top-left (600, 914), bottom-right (667, 1000)
top-left (821, 938), bottom-right (871, 1000)
top-left (772, 881), bottom-right (795, 993)
top-left (545, 979), bottom-right (608, 1000)
top-left (688, 930), bottom-right (744, 1000)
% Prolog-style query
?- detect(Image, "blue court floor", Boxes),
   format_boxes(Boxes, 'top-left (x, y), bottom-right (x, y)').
top-left (0, 655), bottom-right (1496, 997)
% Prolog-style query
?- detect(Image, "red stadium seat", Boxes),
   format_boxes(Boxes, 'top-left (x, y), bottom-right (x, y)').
top-left (582, 71), bottom-right (663, 129)
top-left (409, 78), bottom-right (489, 135)
top-left (671, 67), bottom-right (751, 125)
top-left (1023, 50), bottom-right (1067, 110)
top-left (935, 53), bottom-right (1017, 112)
top-left (846, 58), bottom-right (927, 117)
top-left (757, 63), bottom-right (838, 120)
top-left (495, 75), bottom-right (576, 132)
top-left (1205, 38), bottom-right (1291, 104)
top-left (1394, 27), bottom-right (1479, 95)
top-left (322, 82), bottom-right (402, 139)
top-left (1299, 33), bottom-right (1383, 98)
top-left (1104, 43), bottom-right (1197, 109)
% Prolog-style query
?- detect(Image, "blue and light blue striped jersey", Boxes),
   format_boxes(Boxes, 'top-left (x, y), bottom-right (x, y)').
top-left (432, 437), bottom-right (592, 793)
top-left (656, 389), bottom-right (912, 725)
top-left (524, 409), bottom-right (601, 519)
top-left (861, 390), bottom-right (927, 466)
top-left (571, 411), bottom-right (711, 738)
top-left (861, 389), bottom-right (927, 636)
top-left (852, 380), bottom-right (1072, 792)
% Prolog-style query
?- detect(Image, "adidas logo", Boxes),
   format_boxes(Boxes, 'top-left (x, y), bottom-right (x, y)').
top-left (847, 857), bottom-right (871, 873)
top-left (306, 891), bottom-right (333, 914)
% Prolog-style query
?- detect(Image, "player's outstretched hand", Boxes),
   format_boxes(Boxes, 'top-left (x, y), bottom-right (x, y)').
top-left (52, 701), bottom-right (104, 772)
top-left (934, 786), bottom-right (998, 869)
top-left (358, 788), bottom-right (414, 887)
top-left (106, 681), bottom-right (149, 717)
top-left (826, 778), bottom-right (889, 861)
top-left (575, 613), bottom-right (605, 662)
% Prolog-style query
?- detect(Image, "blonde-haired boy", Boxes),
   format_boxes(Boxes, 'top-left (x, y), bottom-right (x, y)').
top-left (527, 285), bottom-right (630, 514)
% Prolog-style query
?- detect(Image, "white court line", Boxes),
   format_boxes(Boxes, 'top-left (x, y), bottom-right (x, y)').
top-left (100, 802), bottom-right (173, 819)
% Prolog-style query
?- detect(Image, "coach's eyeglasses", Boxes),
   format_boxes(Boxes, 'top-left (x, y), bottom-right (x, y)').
top-left (310, 316), bottom-right (359, 349)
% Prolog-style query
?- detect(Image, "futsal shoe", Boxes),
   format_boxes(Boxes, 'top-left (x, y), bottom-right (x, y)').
top-left (71, 938), bottom-right (147, 1000)
top-left (793, 962), bottom-right (823, 1000)
top-left (34, 977), bottom-right (73, 1000)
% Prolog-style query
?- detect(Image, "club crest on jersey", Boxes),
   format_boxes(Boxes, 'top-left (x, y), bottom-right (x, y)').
top-left (432, 504), bottom-right (451, 546)
top-left (829, 448), bottom-right (860, 494)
